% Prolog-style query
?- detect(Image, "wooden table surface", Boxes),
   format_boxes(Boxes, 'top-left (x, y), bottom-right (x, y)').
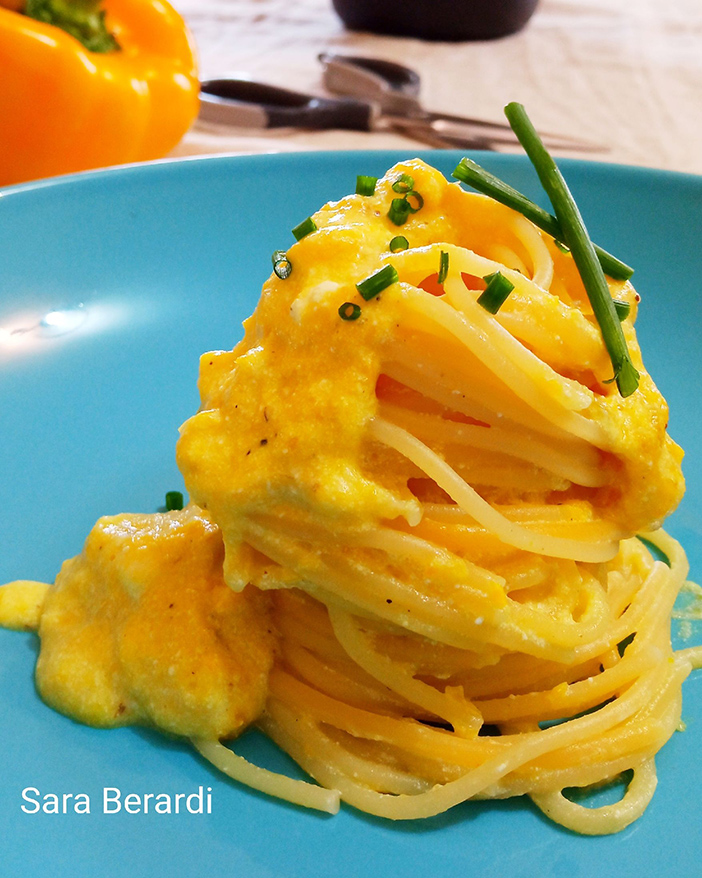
top-left (171, 0), bottom-right (702, 175)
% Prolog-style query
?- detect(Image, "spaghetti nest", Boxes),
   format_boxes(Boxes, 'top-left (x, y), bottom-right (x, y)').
top-left (175, 160), bottom-right (695, 833)
top-left (2, 159), bottom-right (696, 835)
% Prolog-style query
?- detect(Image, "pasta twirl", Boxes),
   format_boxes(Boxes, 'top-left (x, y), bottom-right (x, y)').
top-left (3, 158), bottom-right (699, 835)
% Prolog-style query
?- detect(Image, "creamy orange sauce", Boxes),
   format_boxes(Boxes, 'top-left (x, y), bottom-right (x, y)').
top-left (35, 507), bottom-right (276, 739)
top-left (177, 160), bottom-right (684, 598)
top-left (1, 159), bottom-right (685, 752)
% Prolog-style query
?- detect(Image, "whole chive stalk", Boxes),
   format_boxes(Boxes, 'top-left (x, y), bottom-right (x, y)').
top-left (452, 157), bottom-right (633, 282)
top-left (356, 175), bottom-right (377, 196)
top-left (356, 264), bottom-right (398, 300)
top-left (504, 102), bottom-right (639, 397)
top-left (165, 490), bottom-right (184, 511)
top-left (292, 216), bottom-right (317, 241)
top-left (477, 271), bottom-right (514, 314)
top-left (438, 250), bottom-right (449, 284)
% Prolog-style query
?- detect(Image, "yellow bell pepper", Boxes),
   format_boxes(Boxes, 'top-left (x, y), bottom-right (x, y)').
top-left (0, 0), bottom-right (200, 187)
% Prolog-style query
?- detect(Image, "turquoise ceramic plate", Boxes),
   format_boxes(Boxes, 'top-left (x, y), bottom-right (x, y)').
top-left (1, 152), bottom-right (701, 878)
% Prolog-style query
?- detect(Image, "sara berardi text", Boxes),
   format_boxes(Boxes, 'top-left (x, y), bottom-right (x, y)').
top-left (20, 786), bottom-right (213, 815)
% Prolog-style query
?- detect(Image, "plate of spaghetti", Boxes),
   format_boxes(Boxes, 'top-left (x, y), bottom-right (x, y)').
top-left (1, 122), bottom-right (702, 877)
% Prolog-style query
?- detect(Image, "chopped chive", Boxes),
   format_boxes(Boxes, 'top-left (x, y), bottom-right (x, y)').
top-left (438, 251), bottom-right (449, 284)
top-left (356, 264), bottom-right (399, 300)
top-left (388, 198), bottom-right (411, 226)
top-left (292, 216), bottom-right (317, 241)
top-left (356, 175), bottom-right (377, 196)
top-left (613, 298), bottom-right (631, 321)
top-left (339, 302), bottom-right (362, 321)
top-left (477, 271), bottom-right (515, 314)
top-left (504, 102), bottom-right (639, 397)
top-left (554, 240), bottom-right (570, 254)
top-left (165, 490), bottom-right (184, 511)
top-left (389, 235), bottom-right (409, 252)
top-left (271, 249), bottom-right (292, 279)
top-left (392, 173), bottom-right (414, 194)
top-left (405, 191), bottom-right (424, 213)
top-left (273, 260), bottom-right (292, 280)
top-left (451, 158), bottom-right (633, 281)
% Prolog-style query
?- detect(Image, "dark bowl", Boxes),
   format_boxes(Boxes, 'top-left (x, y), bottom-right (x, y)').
top-left (331, 0), bottom-right (539, 41)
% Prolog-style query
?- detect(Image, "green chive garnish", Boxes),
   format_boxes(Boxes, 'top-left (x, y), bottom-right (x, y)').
top-left (356, 175), bottom-right (377, 196)
top-left (292, 216), bottom-right (317, 241)
top-left (392, 174), bottom-right (414, 194)
top-left (339, 302), bottom-right (362, 321)
top-left (389, 235), bottom-right (409, 252)
top-left (271, 249), bottom-right (292, 279)
top-left (613, 299), bottom-right (631, 321)
top-left (388, 198), bottom-right (411, 226)
top-left (356, 264), bottom-right (399, 300)
top-left (165, 490), bottom-right (184, 511)
top-left (438, 251), bottom-right (449, 284)
top-left (387, 174), bottom-right (425, 226)
top-left (477, 271), bottom-right (515, 314)
top-left (274, 260), bottom-right (292, 280)
top-left (405, 191), bottom-right (424, 213)
top-left (504, 101), bottom-right (639, 397)
top-left (451, 158), bottom-right (632, 282)
top-left (554, 240), bottom-right (570, 254)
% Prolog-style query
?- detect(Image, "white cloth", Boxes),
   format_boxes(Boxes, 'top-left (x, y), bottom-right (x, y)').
top-left (170, 0), bottom-right (702, 175)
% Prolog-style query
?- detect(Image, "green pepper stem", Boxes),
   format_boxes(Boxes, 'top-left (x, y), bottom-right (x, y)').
top-left (24, 0), bottom-right (120, 52)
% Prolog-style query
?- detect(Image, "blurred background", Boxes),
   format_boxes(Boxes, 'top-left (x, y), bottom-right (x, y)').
top-left (172, 0), bottom-right (702, 174)
top-left (1, 0), bottom-right (700, 185)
